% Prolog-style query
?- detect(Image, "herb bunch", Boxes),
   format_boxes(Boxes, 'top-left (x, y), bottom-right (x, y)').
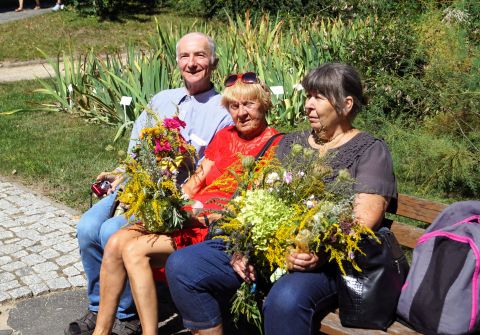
top-left (117, 114), bottom-right (195, 233)
top-left (214, 144), bottom-right (377, 331)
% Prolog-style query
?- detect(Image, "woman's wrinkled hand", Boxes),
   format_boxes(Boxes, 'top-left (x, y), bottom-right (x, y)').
top-left (230, 253), bottom-right (256, 283)
top-left (286, 252), bottom-right (324, 272)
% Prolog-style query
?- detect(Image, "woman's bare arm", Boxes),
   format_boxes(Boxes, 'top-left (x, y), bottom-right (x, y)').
top-left (353, 193), bottom-right (390, 229)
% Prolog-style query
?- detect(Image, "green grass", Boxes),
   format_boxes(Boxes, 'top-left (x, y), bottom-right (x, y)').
top-left (0, 10), bottom-right (205, 62)
top-left (0, 80), bottom-right (128, 211)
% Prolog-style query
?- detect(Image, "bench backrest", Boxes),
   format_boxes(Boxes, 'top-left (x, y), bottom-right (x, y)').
top-left (388, 194), bottom-right (447, 249)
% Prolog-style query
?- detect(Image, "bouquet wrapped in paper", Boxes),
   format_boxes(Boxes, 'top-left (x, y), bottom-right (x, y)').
top-left (213, 144), bottom-right (377, 330)
top-left (117, 114), bottom-right (196, 233)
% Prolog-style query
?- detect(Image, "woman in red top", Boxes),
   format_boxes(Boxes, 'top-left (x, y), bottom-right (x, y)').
top-left (93, 73), bottom-right (281, 335)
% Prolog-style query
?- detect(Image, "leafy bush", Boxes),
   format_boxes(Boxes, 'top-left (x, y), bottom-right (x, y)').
top-left (381, 122), bottom-right (480, 199)
top-left (168, 0), bottom-right (423, 20)
top-left (70, 0), bottom-right (162, 18)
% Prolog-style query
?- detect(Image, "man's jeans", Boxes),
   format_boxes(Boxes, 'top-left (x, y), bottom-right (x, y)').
top-left (76, 192), bottom-right (136, 319)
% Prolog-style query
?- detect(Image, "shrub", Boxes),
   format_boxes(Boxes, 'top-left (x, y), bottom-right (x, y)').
top-left (368, 121), bottom-right (480, 199)
top-left (168, 0), bottom-right (423, 20)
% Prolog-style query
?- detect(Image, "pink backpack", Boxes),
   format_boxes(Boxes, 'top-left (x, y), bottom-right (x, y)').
top-left (397, 201), bottom-right (480, 335)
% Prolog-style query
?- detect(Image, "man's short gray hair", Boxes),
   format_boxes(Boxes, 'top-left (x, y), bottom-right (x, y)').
top-left (175, 32), bottom-right (217, 63)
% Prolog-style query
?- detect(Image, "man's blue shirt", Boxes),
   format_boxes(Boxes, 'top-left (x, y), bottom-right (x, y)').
top-left (128, 86), bottom-right (233, 161)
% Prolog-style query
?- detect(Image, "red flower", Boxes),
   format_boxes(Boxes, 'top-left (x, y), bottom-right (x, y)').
top-left (163, 117), bottom-right (186, 130)
top-left (154, 138), bottom-right (172, 153)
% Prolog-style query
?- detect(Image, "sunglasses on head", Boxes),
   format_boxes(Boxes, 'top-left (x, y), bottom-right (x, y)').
top-left (224, 72), bottom-right (259, 87)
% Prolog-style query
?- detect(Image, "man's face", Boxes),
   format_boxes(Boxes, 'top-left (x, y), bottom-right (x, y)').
top-left (177, 36), bottom-right (217, 94)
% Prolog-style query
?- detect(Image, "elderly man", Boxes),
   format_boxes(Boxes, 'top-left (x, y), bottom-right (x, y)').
top-left (65, 32), bottom-right (233, 335)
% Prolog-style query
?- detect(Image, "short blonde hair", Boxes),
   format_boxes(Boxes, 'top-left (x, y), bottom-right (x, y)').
top-left (221, 80), bottom-right (273, 114)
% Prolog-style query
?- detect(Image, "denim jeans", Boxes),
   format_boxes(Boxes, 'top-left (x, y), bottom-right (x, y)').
top-left (166, 239), bottom-right (242, 330)
top-left (263, 267), bottom-right (337, 335)
top-left (76, 192), bottom-right (136, 319)
top-left (165, 239), bottom-right (337, 334)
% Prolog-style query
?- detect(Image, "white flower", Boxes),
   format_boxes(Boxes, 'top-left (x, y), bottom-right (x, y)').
top-left (442, 7), bottom-right (470, 24)
top-left (266, 172), bottom-right (280, 184)
top-left (191, 200), bottom-right (204, 215)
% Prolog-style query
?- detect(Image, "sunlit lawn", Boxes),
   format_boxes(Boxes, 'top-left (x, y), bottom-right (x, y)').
top-left (0, 9), bottom-right (207, 62)
top-left (0, 80), bottom-right (128, 210)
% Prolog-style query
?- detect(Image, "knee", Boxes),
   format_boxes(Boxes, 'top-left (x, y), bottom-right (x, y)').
top-left (99, 216), bottom-right (127, 247)
top-left (165, 247), bottom-right (192, 278)
top-left (121, 239), bottom-right (147, 267)
top-left (264, 283), bottom-right (303, 316)
top-left (103, 232), bottom-right (126, 262)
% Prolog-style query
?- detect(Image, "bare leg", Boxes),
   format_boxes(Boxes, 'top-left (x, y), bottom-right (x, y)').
top-left (15, 0), bottom-right (24, 11)
top-left (195, 324), bottom-right (223, 335)
top-left (123, 234), bottom-right (176, 335)
top-left (92, 226), bottom-right (145, 335)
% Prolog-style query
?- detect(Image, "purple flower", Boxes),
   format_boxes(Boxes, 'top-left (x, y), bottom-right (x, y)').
top-left (348, 252), bottom-right (355, 260)
top-left (339, 221), bottom-right (352, 235)
top-left (283, 171), bottom-right (293, 184)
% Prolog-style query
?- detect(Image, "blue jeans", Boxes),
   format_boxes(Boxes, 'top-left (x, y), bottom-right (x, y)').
top-left (76, 192), bottom-right (136, 319)
top-left (165, 239), bottom-right (337, 334)
top-left (263, 268), bottom-right (337, 335)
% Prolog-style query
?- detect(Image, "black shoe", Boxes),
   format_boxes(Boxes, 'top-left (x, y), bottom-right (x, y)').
top-left (111, 317), bottom-right (142, 335)
top-left (64, 311), bottom-right (97, 335)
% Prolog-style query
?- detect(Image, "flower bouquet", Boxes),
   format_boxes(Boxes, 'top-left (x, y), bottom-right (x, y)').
top-left (117, 114), bottom-right (196, 233)
top-left (213, 144), bottom-right (378, 331)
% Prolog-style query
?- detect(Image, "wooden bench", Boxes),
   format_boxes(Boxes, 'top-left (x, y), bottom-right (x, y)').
top-left (319, 193), bottom-right (448, 335)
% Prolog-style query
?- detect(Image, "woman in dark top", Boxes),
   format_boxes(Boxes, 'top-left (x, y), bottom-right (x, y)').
top-left (165, 63), bottom-right (397, 335)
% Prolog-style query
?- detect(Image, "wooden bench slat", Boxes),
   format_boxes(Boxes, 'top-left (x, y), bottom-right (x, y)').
top-left (390, 221), bottom-right (425, 249)
top-left (320, 312), bottom-right (420, 335)
top-left (396, 194), bottom-right (447, 224)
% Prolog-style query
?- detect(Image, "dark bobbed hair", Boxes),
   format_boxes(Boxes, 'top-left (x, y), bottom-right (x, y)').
top-left (301, 63), bottom-right (367, 120)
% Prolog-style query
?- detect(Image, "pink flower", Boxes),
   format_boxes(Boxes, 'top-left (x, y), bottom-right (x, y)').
top-left (154, 138), bottom-right (172, 153)
top-left (283, 171), bottom-right (293, 184)
top-left (163, 117), bottom-right (186, 130)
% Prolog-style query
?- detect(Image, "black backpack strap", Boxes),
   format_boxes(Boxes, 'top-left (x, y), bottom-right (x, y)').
top-left (255, 133), bottom-right (285, 161)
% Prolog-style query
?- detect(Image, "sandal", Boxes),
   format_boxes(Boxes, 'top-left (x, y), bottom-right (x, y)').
top-left (111, 317), bottom-right (141, 335)
top-left (64, 311), bottom-right (97, 335)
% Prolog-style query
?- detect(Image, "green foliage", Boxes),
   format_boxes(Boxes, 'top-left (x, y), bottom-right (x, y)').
top-left (369, 120), bottom-right (480, 199)
top-left (71, 0), bottom-right (125, 18)
top-left (168, 0), bottom-right (423, 20)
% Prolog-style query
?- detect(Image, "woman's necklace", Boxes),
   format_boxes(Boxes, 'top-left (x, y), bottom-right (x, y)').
top-left (312, 130), bottom-right (345, 145)
top-left (311, 128), bottom-right (355, 156)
